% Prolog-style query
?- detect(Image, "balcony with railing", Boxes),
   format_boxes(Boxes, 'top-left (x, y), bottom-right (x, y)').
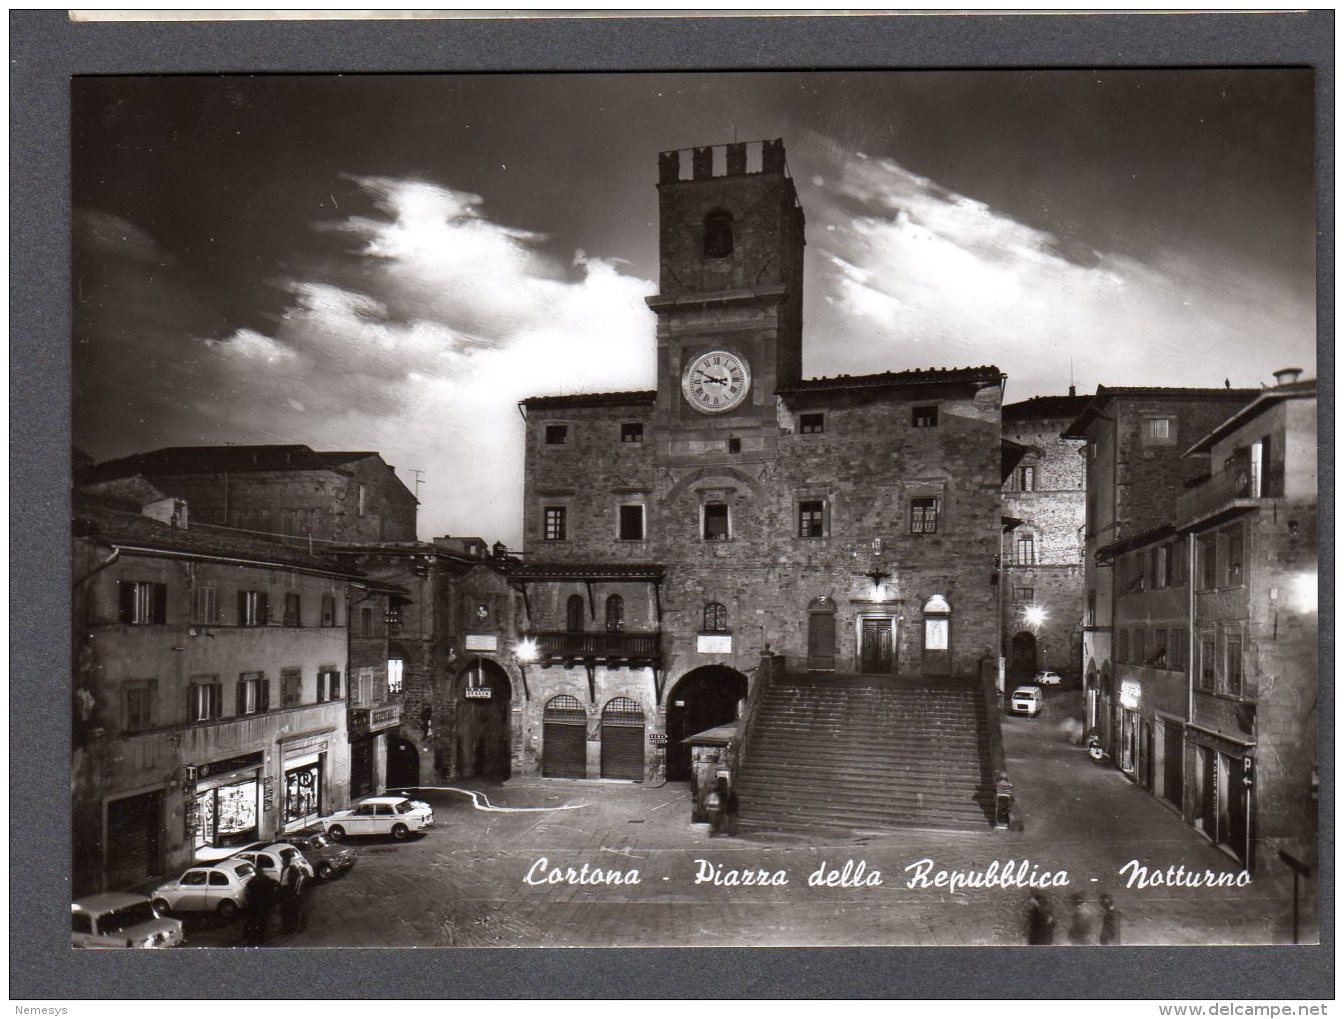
top-left (1177, 459), bottom-right (1265, 528)
top-left (348, 701), bottom-right (402, 736)
top-left (526, 630), bottom-right (662, 667)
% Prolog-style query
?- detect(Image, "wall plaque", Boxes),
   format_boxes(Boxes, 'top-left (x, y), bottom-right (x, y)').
top-left (465, 634), bottom-right (498, 651)
top-left (697, 634), bottom-right (732, 654)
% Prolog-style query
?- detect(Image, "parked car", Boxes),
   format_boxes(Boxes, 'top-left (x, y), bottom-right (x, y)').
top-left (151, 859), bottom-right (256, 921)
top-left (319, 795), bottom-right (434, 841)
top-left (1009, 685), bottom-right (1044, 717)
top-left (1033, 670), bottom-right (1064, 687)
top-left (232, 842), bottom-right (315, 881)
top-left (278, 830), bottom-right (357, 880)
top-left (72, 893), bottom-right (185, 949)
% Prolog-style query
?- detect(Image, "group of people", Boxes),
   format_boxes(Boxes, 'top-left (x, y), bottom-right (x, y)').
top-left (1027, 890), bottom-right (1122, 945)
top-left (240, 862), bottom-right (313, 946)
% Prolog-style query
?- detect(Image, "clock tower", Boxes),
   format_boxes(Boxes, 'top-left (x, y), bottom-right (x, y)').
top-left (646, 139), bottom-right (806, 452)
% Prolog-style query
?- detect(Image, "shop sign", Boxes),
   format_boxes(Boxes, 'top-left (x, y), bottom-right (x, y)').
top-left (697, 634), bottom-right (732, 654)
top-left (464, 687), bottom-right (493, 700)
top-left (197, 750), bottom-right (264, 781)
top-left (1120, 679), bottom-right (1141, 710)
top-left (465, 634), bottom-right (498, 651)
top-left (262, 776), bottom-right (275, 814)
top-left (648, 732), bottom-right (668, 746)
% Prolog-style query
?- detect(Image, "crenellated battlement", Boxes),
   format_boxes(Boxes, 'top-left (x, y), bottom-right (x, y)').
top-left (658, 138), bottom-right (790, 184)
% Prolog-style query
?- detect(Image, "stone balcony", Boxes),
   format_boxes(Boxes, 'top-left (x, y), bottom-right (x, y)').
top-left (348, 701), bottom-right (401, 736)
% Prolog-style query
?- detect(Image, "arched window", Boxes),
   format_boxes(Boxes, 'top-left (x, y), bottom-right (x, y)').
top-left (704, 209), bottom-right (734, 258)
top-left (703, 602), bottom-right (728, 633)
top-left (923, 595), bottom-right (951, 651)
top-left (566, 594), bottom-right (585, 633)
top-left (605, 594), bottom-right (625, 633)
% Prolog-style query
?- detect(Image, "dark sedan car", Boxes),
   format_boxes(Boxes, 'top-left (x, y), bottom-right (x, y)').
top-left (279, 830), bottom-right (357, 880)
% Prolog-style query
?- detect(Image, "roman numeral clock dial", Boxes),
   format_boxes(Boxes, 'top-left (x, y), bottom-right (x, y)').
top-left (681, 350), bottom-right (751, 413)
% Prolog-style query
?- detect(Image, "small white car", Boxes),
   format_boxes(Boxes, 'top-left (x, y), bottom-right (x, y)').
top-left (1033, 670), bottom-right (1064, 687)
top-left (72, 893), bottom-right (185, 949)
top-left (319, 795), bottom-right (434, 841)
top-left (233, 842), bottom-right (315, 881)
top-left (152, 859), bottom-right (256, 921)
top-left (1010, 685), bottom-right (1044, 717)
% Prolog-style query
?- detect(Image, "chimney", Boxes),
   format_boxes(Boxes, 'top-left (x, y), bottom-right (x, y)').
top-left (1273, 367), bottom-right (1303, 387)
top-left (1068, 384), bottom-right (1077, 397)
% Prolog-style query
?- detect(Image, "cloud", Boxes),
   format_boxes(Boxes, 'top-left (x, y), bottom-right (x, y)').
top-left (85, 176), bottom-right (657, 545)
top-left (802, 144), bottom-right (1315, 393)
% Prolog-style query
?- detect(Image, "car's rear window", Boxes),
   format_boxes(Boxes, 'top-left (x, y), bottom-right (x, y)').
top-left (234, 863), bottom-right (255, 878)
top-left (100, 901), bottom-right (158, 933)
top-left (395, 801), bottom-right (411, 814)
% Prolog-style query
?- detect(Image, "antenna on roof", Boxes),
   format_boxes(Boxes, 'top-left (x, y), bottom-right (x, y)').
top-left (411, 468), bottom-right (425, 500)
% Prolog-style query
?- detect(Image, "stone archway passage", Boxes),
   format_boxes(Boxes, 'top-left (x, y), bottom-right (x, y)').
top-left (455, 658), bottom-right (512, 781)
top-left (1010, 630), bottom-right (1039, 679)
top-left (664, 665), bottom-right (748, 782)
top-left (386, 736), bottom-right (421, 790)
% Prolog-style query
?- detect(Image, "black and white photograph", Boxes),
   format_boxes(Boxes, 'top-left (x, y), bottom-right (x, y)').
top-left (64, 62), bottom-right (1320, 957)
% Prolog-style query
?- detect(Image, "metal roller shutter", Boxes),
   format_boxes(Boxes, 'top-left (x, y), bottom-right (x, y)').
top-left (106, 790), bottom-right (163, 888)
top-left (600, 697), bottom-right (645, 781)
top-left (543, 695), bottom-right (588, 779)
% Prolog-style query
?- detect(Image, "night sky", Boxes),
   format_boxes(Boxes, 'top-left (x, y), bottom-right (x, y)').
top-left (72, 70), bottom-right (1316, 546)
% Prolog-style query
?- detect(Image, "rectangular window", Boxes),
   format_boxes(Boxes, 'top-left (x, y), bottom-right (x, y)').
top-left (1172, 541), bottom-right (1188, 585)
top-left (1150, 630), bottom-right (1167, 668)
top-left (1015, 586), bottom-right (1034, 602)
top-left (1151, 547), bottom-right (1163, 589)
top-left (123, 680), bottom-right (156, 732)
top-left (284, 592), bottom-right (301, 627)
top-left (1169, 629), bottom-right (1187, 670)
top-left (1200, 537), bottom-right (1218, 590)
top-left (119, 581), bottom-right (167, 625)
top-left (321, 593), bottom-right (336, 627)
top-left (1086, 590), bottom-right (1096, 626)
top-left (798, 500), bottom-right (826, 538)
top-left (799, 412), bottom-right (825, 434)
top-left (1017, 466), bottom-right (1036, 492)
top-left (1016, 535), bottom-right (1036, 566)
top-left (619, 504), bottom-right (645, 541)
top-left (545, 424), bottom-right (569, 445)
top-left (912, 405), bottom-right (939, 428)
top-left (544, 506), bottom-right (567, 541)
top-left (1144, 417), bottom-right (1173, 442)
top-left (1199, 633), bottom-right (1217, 690)
top-left (189, 679), bottom-right (223, 723)
top-left (360, 607), bottom-right (374, 639)
top-left (189, 587), bottom-right (217, 625)
top-left (727, 437), bottom-right (742, 454)
top-left (387, 659), bottom-right (403, 695)
top-left (236, 673), bottom-right (262, 716)
top-left (1133, 630), bottom-right (1146, 667)
top-left (355, 668), bottom-right (375, 708)
top-left (237, 590), bottom-right (268, 627)
top-left (910, 497), bottom-right (940, 534)
top-left (1226, 528), bottom-right (1244, 584)
top-left (1117, 629), bottom-right (1129, 664)
top-left (703, 503), bottom-right (730, 541)
top-left (620, 422), bottom-right (643, 443)
top-left (280, 669), bottom-right (303, 708)
top-left (317, 669), bottom-right (341, 703)
top-left (1224, 633), bottom-right (1244, 698)
top-left (357, 483), bottom-right (366, 517)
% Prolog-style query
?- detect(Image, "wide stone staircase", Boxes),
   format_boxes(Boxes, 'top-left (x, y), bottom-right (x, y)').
top-left (734, 673), bottom-right (999, 835)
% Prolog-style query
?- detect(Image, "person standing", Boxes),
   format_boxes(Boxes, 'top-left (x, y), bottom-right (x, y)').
top-left (1027, 891), bottom-right (1056, 945)
top-left (242, 870), bottom-right (278, 946)
top-left (1099, 893), bottom-right (1123, 945)
top-left (1067, 892), bottom-right (1102, 944)
top-left (279, 863), bottom-right (309, 934)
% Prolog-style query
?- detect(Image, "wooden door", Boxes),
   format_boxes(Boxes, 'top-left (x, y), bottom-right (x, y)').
top-left (807, 611), bottom-right (836, 671)
top-left (860, 618), bottom-right (893, 673)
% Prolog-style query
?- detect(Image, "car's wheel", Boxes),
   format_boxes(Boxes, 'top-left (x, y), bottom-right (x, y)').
top-left (391, 822), bottom-right (409, 841)
top-left (151, 898), bottom-right (172, 916)
top-left (317, 861), bottom-right (334, 880)
top-left (327, 825), bottom-right (345, 841)
top-left (216, 899), bottom-right (239, 923)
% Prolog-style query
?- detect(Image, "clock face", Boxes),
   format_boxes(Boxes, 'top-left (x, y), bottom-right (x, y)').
top-left (681, 349), bottom-right (751, 413)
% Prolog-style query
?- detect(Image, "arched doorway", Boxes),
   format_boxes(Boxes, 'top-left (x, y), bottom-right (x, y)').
top-left (542, 695), bottom-right (588, 778)
top-left (454, 658), bottom-right (512, 780)
top-left (664, 665), bottom-right (749, 781)
top-left (599, 697), bottom-right (646, 781)
top-left (1010, 631), bottom-right (1038, 679)
top-left (386, 736), bottom-right (420, 791)
top-left (807, 596), bottom-right (837, 671)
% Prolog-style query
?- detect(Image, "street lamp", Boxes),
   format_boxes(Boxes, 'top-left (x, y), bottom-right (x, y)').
top-left (1023, 605), bottom-right (1047, 628)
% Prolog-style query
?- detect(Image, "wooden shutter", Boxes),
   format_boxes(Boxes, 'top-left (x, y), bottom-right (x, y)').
top-left (260, 678), bottom-right (270, 712)
top-left (237, 590), bottom-right (248, 626)
top-left (236, 678), bottom-right (247, 716)
top-left (119, 582), bottom-right (137, 623)
top-left (151, 582), bottom-right (168, 624)
top-left (260, 592), bottom-right (272, 624)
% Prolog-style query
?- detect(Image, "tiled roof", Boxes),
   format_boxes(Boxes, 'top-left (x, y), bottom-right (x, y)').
top-left (520, 391), bottom-right (657, 410)
top-left (779, 365), bottom-right (1002, 394)
top-left (72, 495), bottom-right (359, 576)
top-left (1062, 385), bottom-right (1261, 438)
top-left (1184, 380), bottom-right (1317, 455)
top-left (79, 444), bottom-right (386, 483)
top-left (1003, 395), bottom-right (1093, 420)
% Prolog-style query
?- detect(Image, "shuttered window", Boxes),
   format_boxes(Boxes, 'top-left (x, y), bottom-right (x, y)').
top-left (119, 581), bottom-right (167, 625)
